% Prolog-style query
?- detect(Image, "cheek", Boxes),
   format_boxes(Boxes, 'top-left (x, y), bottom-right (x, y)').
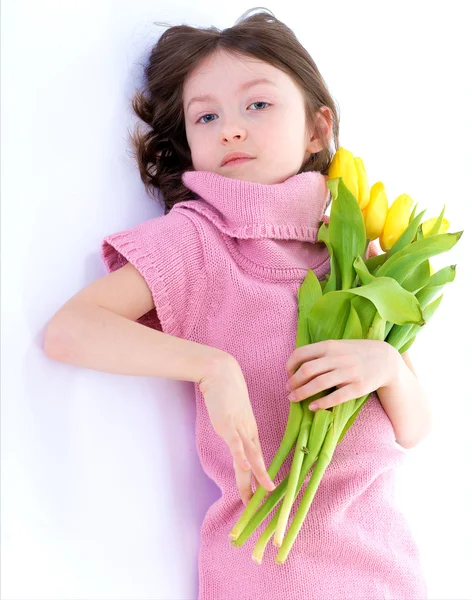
top-left (187, 126), bottom-right (212, 151)
top-left (266, 110), bottom-right (305, 146)
top-left (185, 133), bottom-right (203, 161)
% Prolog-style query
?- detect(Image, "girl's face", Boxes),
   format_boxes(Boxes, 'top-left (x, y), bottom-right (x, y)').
top-left (183, 49), bottom-right (331, 184)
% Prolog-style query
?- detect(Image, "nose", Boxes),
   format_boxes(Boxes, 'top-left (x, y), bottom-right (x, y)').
top-left (221, 123), bottom-right (247, 143)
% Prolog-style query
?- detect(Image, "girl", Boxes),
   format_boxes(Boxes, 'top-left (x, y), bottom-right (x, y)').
top-left (45, 8), bottom-right (431, 600)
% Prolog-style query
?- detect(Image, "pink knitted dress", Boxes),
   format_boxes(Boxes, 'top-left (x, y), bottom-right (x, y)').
top-left (101, 170), bottom-right (428, 600)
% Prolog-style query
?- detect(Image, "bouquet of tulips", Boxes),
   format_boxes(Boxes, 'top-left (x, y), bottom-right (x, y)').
top-left (229, 147), bottom-right (463, 564)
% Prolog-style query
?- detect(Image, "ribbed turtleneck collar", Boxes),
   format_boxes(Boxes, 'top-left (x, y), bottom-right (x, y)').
top-left (178, 170), bottom-right (329, 241)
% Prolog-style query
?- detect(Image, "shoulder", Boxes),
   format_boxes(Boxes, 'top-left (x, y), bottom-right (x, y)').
top-left (101, 208), bottom-right (201, 270)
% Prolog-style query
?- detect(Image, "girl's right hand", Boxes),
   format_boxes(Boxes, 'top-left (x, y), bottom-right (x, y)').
top-left (199, 354), bottom-right (276, 506)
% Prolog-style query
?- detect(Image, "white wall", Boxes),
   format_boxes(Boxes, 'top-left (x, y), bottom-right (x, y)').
top-left (2, 1), bottom-right (471, 599)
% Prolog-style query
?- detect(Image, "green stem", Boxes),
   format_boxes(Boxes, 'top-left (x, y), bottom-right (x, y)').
top-left (252, 483), bottom-right (296, 564)
top-left (273, 399), bottom-right (314, 547)
top-left (251, 410), bottom-right (333, 563)
top-left (275, 425), bottom-right (339, 564)
top-left (384, 321), bottom-right (395, 339)
top-left (367, 311), bottom-right (387, 342)
top-left (231, 410), bottom-right (333, 553)
top-left (252, 502), bottom-right (284, 564)
top-left (229, 399), bottom-right (303, 541)
top-left (386, 322), bottom-right (412, 349)
top-left (232, 470), bottom-right (290, 549)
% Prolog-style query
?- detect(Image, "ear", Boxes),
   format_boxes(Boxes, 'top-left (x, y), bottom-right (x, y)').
top-left (306, 106), bottom-right (333, 154)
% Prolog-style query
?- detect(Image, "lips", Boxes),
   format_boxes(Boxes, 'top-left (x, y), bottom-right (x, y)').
top-left (224, 157), bottom-right (254, 166)
top-left (221, 152), bottom-right (255, 166)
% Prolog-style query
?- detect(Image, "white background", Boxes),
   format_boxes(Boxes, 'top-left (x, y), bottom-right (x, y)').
top-left (2, 1), bottom-right (471, 599)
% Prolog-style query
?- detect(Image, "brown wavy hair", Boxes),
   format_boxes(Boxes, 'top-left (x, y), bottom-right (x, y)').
top-left (129, 7), bottom-right (340, 215)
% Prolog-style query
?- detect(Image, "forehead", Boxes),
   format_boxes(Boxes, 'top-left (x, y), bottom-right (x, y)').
top-left (183, 50), bottom-right (289, 97)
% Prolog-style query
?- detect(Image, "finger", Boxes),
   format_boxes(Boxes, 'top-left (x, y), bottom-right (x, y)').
top-left (227, 433), bottom-right (253, 504)
top-left (243, 435), bottom-right (275, 493)
top-left (225, 431), bottom-right (252, 472)
top-left (285, 341), bottom-right (331, 377)
top-left (313, 383), bottom-right (362, 410)
top-left (289, 370), bottom-right (343, 403)
top-left (287, 357), bottom-right (334, 393)
top-left (233, 458), bottom-right (253, 506)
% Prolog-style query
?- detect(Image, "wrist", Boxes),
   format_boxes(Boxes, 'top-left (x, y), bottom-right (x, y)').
top-left (200, 349), bottom-right (236, 384)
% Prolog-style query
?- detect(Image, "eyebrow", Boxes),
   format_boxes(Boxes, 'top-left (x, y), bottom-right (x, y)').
top-left (186, 77), bottom-right (277, 112)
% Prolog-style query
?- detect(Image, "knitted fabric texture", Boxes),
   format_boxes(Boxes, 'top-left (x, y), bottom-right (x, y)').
top-left (101, 169), bottom-right (428, 600)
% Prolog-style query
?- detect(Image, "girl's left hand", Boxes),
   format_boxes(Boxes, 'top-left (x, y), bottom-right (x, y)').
top-left (285, 339), bottom-right (398, 410)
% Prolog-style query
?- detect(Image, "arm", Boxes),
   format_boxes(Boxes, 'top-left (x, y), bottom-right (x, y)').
top-left (45, 265), bottom-right (276, 498)
top-left (44, 263), bottom-right (228, 383)
top-left (364, 243), bottom-right (432, 448)
top-left (376, 348), bottom-right (433, 449)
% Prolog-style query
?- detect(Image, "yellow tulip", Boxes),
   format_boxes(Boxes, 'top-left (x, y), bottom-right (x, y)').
top-left (380, 193), bottom-right (413, 252)
top-left (421, 217), bottom-right (450, 237)
top-left (354, 157), bottom-right (370, 210)
top-left (328, 147), bottom-right (358, 202)
top-left (363, 182), bottom-right (388, 241)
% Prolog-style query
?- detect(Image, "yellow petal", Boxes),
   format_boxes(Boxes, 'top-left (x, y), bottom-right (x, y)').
top-left (421, 217), bottom-right (450, 237)
top-left (364, 182), bottom-right (388, 241)
top-left (328, 147), bottom-right (358, 202)
top-left (380, 193), bottom-right (413, 252)
top-left (354, 157), bottom-right (370, 210)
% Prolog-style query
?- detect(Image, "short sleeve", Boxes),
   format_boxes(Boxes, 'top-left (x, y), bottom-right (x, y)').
top-left (100, 208), bottom-right (206, 339)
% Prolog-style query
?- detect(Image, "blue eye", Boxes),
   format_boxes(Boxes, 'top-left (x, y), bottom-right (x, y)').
top-left (196, 101), bottom-right (270, 124)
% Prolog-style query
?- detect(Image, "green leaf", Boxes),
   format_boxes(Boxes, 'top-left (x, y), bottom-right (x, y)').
top-left (388, 209), bottom-right (427, 257)
top-left (402, 259), bottom-right (431, 293)
top-left (428, 264), bottom-right (457, 287)
top-left (343, 302), bottom-right (363, 339)
top-left (296, 269), bottom-right (322, 347)
top-left (376, 232), bottom-right (463, 284)
top-left (416, 264), bottom-right (456, 308)
top-left (343, 278), bottom-right (424, 325)
top-left (387, 293), bottom-right (444, 351)
top-left (326, 246), bottom-right (341, 294)
top-left (408, 203), bottom-right (418, 225)
top-left (366, 311), bottom-right (387, 340)
top-left (317, 221), bottom-right (330, 246)
top-left (353, 254), bottom-right (376, 285)
top-left (309, 274), bottom-right (424, 341)
top-left (307, 292), bottom-right (352, 343)
top-left (298, 269), bottom-right (322, 316)
top-left (394, 294), bottom-right (444, 351)
top-left (423, 204), bottom-right (446, 237)
top-left (326, 177), bottom-right (366, 290)
top-left (421, 293), bottom-right (444, 323)
top-left (350, 296), bottom-right (377, 338)
top-left (317, 221), bottom-right (342, 294)
top-left (364, 252), bottom-right (387, 273)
